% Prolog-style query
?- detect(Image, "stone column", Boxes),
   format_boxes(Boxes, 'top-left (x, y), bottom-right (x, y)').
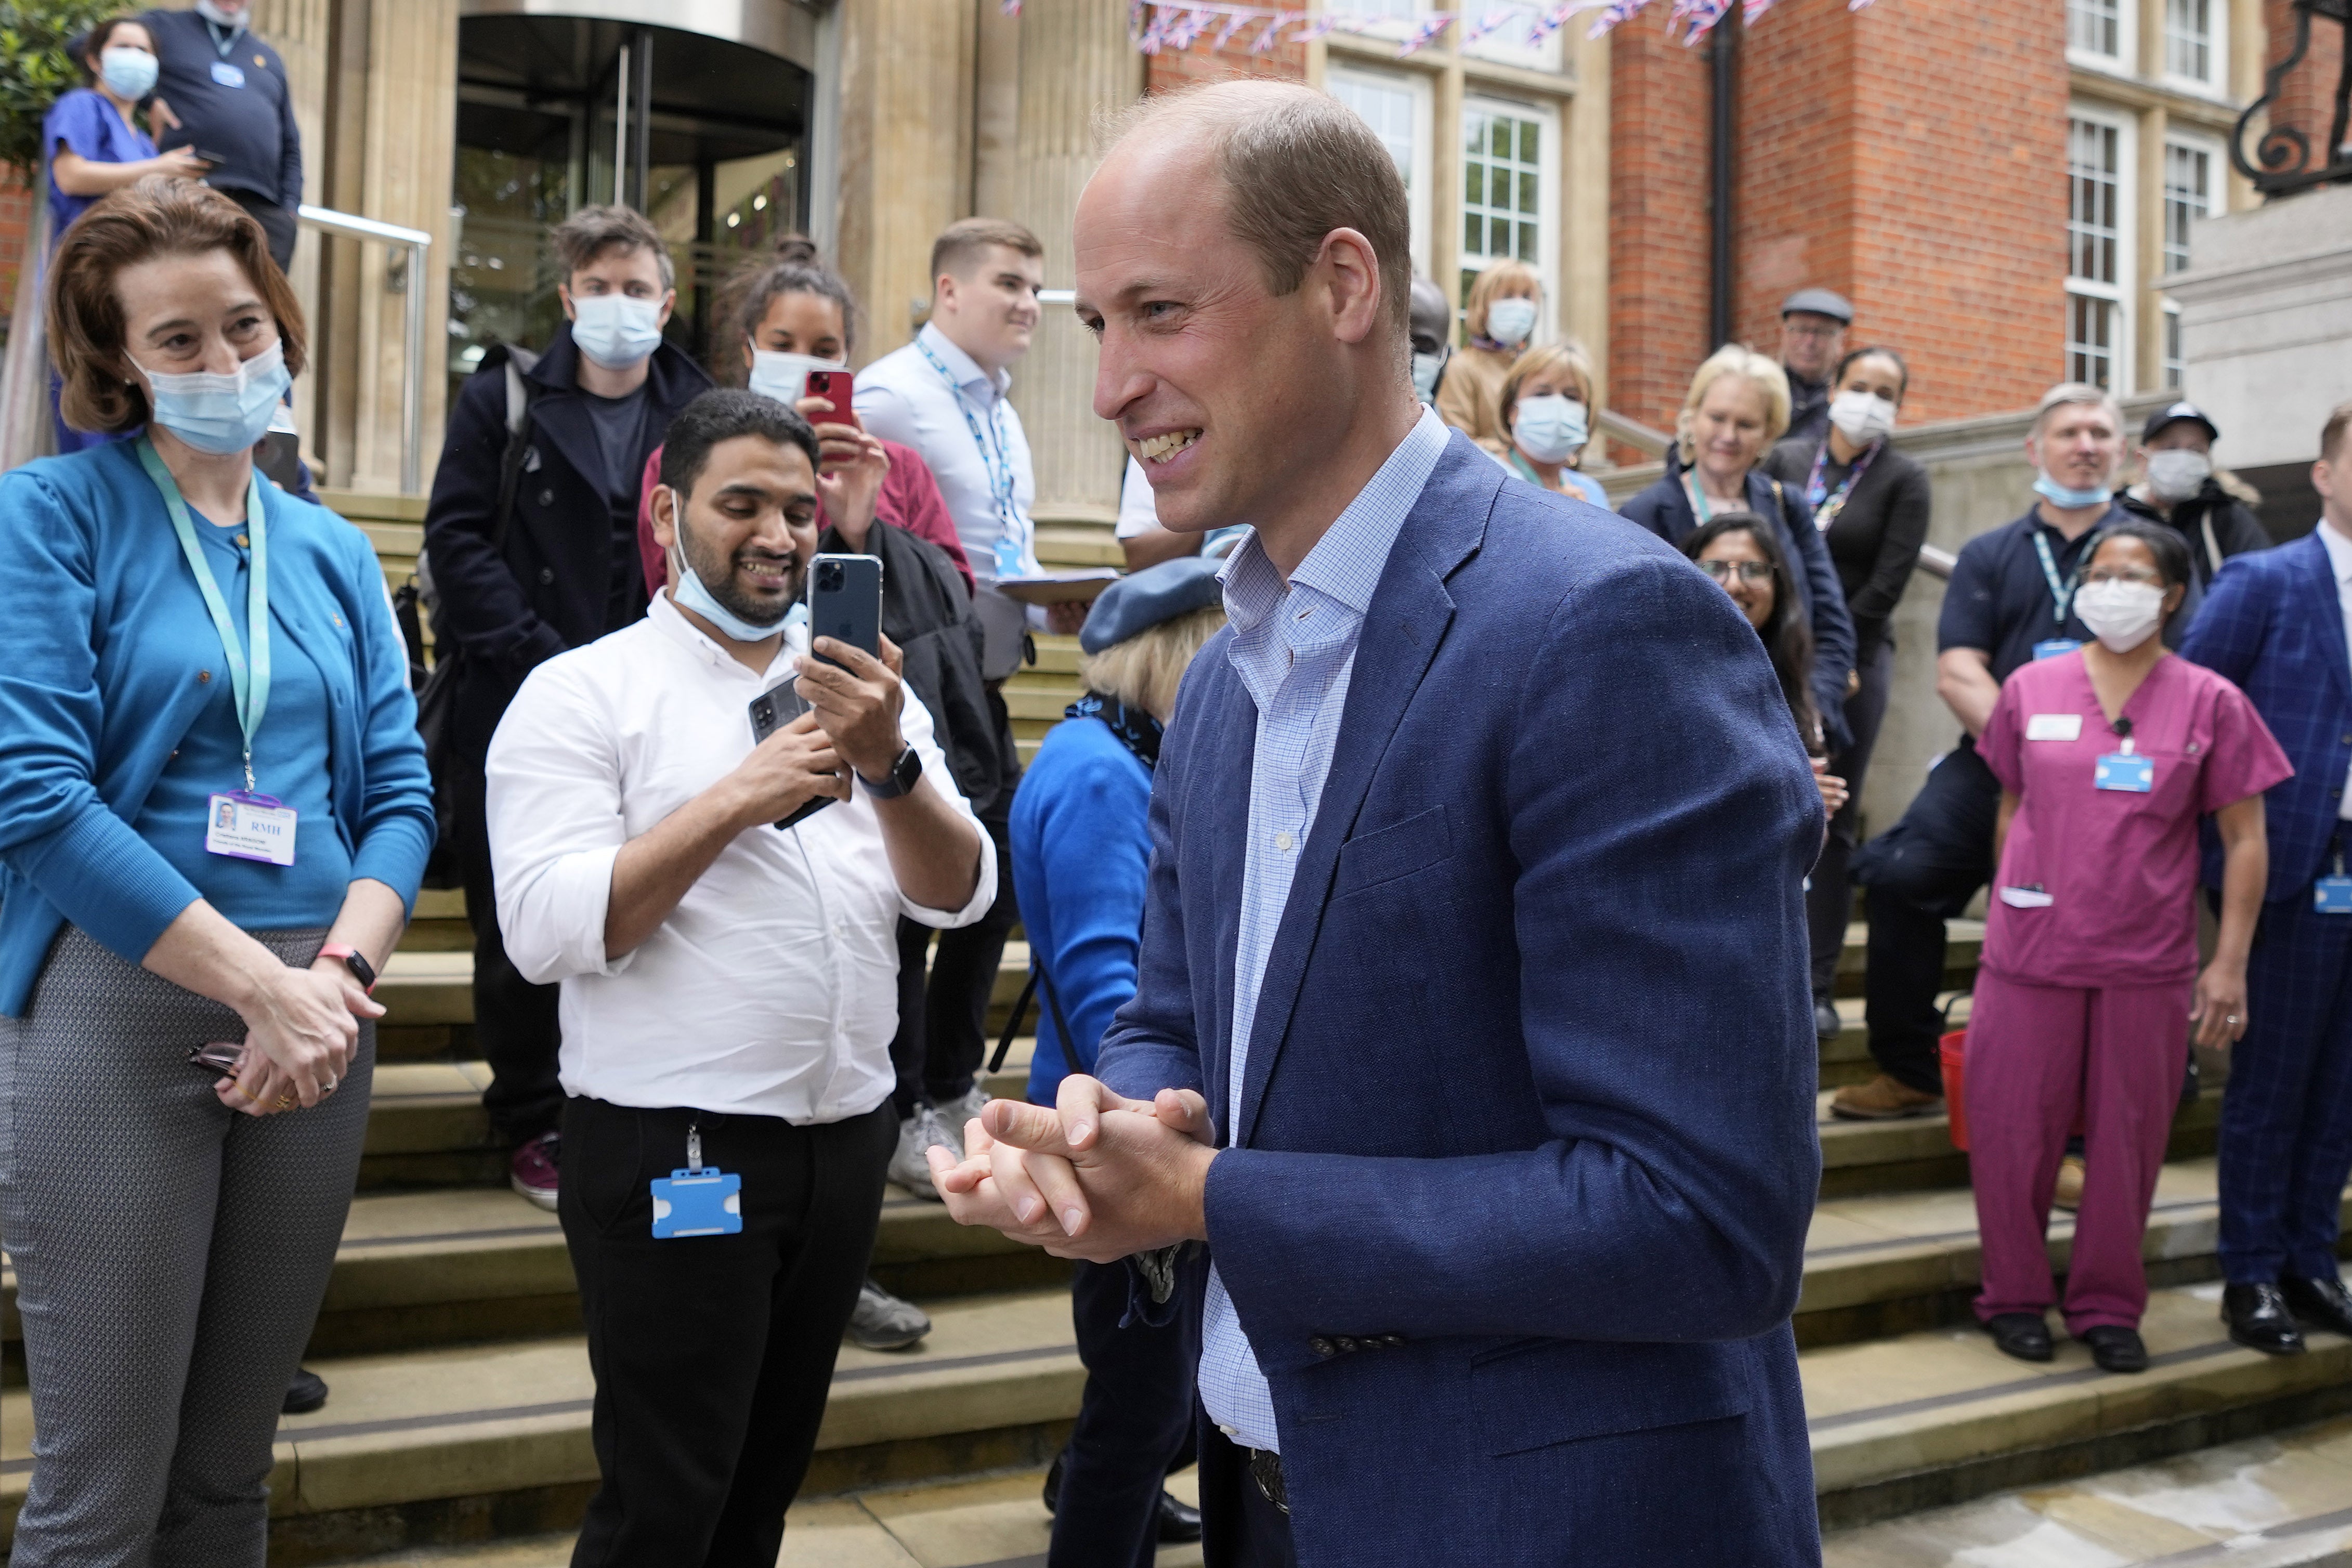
top-left (252, 0), bottom-right (329, 466)
top-left (998, 0), bottom-right (1143, 524)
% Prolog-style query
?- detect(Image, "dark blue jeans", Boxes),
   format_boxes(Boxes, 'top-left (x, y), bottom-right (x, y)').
top-left (1051, 1253), bottom-right (1202, 1568)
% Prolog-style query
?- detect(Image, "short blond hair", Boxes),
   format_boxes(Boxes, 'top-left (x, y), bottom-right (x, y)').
top-left (2031, 381), bottom-right (2123, 439)
top-left (1676, 344), bottom-right (1790, 465)
top-left (1499, 341), bottom-right (1597, 430)
top-left (1464, 260), bottom-right (1540, 341)
top-left (1080, 603), bottom-right (1228, 721)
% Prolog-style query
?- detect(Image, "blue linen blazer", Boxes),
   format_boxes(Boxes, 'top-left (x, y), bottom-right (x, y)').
top-left (0, 442), bottom-right (435, 1016)
top-left (1096, 435), bottom-right (1825, 1566)
top-left (2178, 529), bottom-right (2350, 899)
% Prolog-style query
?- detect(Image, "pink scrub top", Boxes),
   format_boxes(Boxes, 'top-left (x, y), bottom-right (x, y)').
top-left (1979, 650), bottom-right (2291, 990)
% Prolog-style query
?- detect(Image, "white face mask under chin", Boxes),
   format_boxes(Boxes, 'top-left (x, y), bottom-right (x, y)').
top-left (2073, 579), bottom-right (2166, 652)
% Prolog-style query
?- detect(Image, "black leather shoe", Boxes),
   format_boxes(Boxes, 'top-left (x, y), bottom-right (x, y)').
top-left (283, 1367), bottom-right (329, 1415)
top-left (1042, 1451), bottom-right (1063, 1514)
top-left (1814, 999), bottom-right (1843, 1042)
top-left (2282, 1274), bottom-right (2352, 1338)
top-left (2080, 1325), bottom-right (2148, 1373)
top-left (1984, 1312), bottom-right (2053, 1363)
top-left (2223, 1283), bottom-right (2306, 1355)
top-left (1157, 1488), bottom-right (1204, 1544)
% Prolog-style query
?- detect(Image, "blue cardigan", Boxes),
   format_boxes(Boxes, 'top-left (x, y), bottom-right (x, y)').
top-left (0, 442), bottom-right (435, 1016)
top-left (1008, 712), bottom-right (1155, 1104)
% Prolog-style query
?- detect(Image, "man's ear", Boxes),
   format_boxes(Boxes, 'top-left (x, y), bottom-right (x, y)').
top-left (556, 283), bottom-right (575, 321)
top-left (650, 484), bottom-right (680, 554)
top-left (1316, 227), bottom-right (1383, 347)
top-left (654, 288), bottom-right (677, 330)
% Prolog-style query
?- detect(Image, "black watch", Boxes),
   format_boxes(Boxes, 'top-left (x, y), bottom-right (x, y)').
top-left (856, 745), bottom-right (922, 801)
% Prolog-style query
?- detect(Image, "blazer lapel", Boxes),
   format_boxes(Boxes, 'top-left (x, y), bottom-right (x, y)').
top-left (1231, 436), bottom-right (1498, 1148)
top-left (2305, 531), bottom-right (2352, 713)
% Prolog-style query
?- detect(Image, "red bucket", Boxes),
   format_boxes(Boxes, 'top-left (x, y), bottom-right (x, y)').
top-left (1939, 1029), bottom-right (1970, 1151)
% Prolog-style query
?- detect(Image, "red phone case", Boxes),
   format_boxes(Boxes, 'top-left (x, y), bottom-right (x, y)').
top-left (805, 370), bottom-right (860, 429)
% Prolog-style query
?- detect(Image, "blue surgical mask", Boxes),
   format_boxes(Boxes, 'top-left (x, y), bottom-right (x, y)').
top-left (1485, 297), bottom-right (1537, 347)
top-left (1511, 395), bottom-right (1589, 465)
top-left (2033, 472), bottom-right (2113, 509)
top-left (748, 347), bottom-right (842, 407)
top-left (667, 525), bottom-right (805, 645)
top-left (570, 293), bottom-right (665, 371)
top-left (1410, 349), bottom-right (1447, 404)
top-left (99, 46), bottom-right (158, 100)
top-left (135, 339), bottom-right (290, 455)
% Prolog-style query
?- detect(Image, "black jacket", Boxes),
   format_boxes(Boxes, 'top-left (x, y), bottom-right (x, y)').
top-left (425, 324), bottom-right (712, 758)
top-left (1762, 434), bottom-right (1931, 658)
top-left (825, 518), bottom-right (1018, 819)
top-left (2118, 479), bottom-right (2271, 588)
top-left (1784, 369), bottom-right (1830, 445)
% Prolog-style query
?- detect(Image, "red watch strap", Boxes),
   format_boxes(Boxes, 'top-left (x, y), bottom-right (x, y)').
top-left (318, 942), bottom-right (376, 993)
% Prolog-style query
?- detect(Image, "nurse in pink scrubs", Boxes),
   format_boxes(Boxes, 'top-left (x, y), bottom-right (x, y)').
top-left (1970, 520), bottom-right (2292, 1374)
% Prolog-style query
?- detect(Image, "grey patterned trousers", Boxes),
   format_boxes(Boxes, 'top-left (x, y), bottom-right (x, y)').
top-left (0, 927), bottom-right (372, 1567)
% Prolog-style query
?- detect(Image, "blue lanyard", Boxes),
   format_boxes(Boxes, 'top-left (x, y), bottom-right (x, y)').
top-left (915, 334), bottom-right (1028, 577)
top-left (138, 437), bottom-right (271, 791)
top-left (2032, 528), bottom-right (2080, 626)
top-left (1804, 439), bottom-right (1880, 532)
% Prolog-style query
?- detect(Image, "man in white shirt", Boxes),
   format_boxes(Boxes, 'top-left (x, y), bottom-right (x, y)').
top-left (854, 218), bottom-right (1051, 1191)
top-left (486, 389), bottom-right (994, 1565)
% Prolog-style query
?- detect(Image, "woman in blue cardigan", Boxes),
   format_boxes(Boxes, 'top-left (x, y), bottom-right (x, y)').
top-left (1010, 557), bottom-right (1226, 1568)
top-left (0, 176), bottom-right (433, 1566)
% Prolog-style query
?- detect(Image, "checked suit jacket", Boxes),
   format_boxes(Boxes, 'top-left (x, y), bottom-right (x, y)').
top-left (1095, 434), bottom-right (1826, 1567)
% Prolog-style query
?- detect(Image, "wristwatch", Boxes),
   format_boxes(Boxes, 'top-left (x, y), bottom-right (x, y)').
top-left (318, 942), bottom-right (377, 994)
top-left (856, 745), bottom-right (923, 800)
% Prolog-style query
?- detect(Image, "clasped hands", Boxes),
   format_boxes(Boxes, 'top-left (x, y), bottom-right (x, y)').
top-left (928, 1075), bottom-right (1220, 1264)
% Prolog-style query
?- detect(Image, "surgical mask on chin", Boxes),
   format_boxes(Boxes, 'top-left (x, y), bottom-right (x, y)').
top-left (1410, 349), bottom-right (1447, 404)
top-left (2072, 579), bottom-right (2166, 652)
top-left (135, 339), bottom-right (290, 455)
top-left (668, 534), bottom-right (804, 645)
top-left (1485, 297), bottom-right (1537, 348)
top-left (2033, 471), bottom-right (2113, 510)
top-left (99, 46), bottom-right (158, 100)
top-left (748, 347), bottom-right (844, 408)
top-left (1511, 395), bottom-right (1589, 465)
top-left (193, 1), bottom-right (247, 32)
top-left (2146, 449), bottom-right (2212, 502)
top-left (1828, 389), bottom-right (1897, 446)
top-left (569, 293), bottom-right (665, 371)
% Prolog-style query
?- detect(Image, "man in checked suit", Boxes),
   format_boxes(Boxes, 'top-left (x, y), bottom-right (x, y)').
top-left (932, 80), bottom-right (1824, 1565)
top-left (2181, 399), bottom-right (2352, 1356)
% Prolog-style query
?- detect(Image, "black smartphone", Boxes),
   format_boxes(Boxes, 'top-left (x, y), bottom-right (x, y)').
top-left (807, 554), bottom-right (883, 672)
top-left (190, 148), bottom-right (228, 167)
top-left (747, 684), bottom-right (835, 830)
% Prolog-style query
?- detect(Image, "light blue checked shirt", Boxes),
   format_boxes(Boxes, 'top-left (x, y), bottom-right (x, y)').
top-left (1199, 406), bottom-right (1451, 1453)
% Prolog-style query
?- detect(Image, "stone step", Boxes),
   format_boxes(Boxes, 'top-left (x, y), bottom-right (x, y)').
top-left (1815, 1088), bottom-right (2219, 1202)
top-left (1034, 526), bottom-right (1121, 570)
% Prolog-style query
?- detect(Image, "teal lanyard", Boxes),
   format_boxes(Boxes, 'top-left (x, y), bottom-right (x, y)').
top-left (137, 437), bottom-right (271, 792)
top-left (2031, 528), bottom-right (2079, 626)
top-left (1683, 471), bottom-right (1719, 525)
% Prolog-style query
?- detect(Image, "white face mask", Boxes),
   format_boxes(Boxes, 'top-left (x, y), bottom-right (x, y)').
top-left (747, 347), bottom-right (843, 407)
top-left (2072, 579), bottom-right (2167, 652)
top-left (2146, 449), bottom-right (2212, 502)
top-left (569, 292), bottom-right (665, 371)
top-left (1828, 389), bottom-right (1897, 446)
top-left (1484, 297), bottom-right (1537, 347)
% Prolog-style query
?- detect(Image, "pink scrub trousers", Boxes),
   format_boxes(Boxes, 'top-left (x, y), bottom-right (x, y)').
top-left (1966, 972), bottom-right (2190, 1331)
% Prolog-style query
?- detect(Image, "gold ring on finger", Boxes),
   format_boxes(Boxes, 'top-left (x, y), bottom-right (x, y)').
top-left (275, 1090), bottom-right (298, 1111)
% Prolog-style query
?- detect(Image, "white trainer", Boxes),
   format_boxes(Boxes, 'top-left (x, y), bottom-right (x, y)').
top-left (886, 1105), bottom-right (959, 1200)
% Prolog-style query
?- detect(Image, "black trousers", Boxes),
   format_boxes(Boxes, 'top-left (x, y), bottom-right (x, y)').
top-left (560, 1095), bottom-right (896, 1568)
top-left (890, 803), bottom-right (1018, 1116)
top-left (1808, 633), bottom-right (1895, 999)
top-left (1850, 740), bottom-right (2001, 1094)
top-left (1050, 1255), bottom-right (1203, 1568)
top-left (454, 754), bottom-right (566, 1143)
top-left (1198, 1424), bottom-right (1298, 1568)
top-left (223, 187), bottom-right (297, 272)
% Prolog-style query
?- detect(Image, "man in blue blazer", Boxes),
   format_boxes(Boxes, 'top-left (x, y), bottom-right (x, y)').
top-left (2179, 401), bottom-right (2352, 1357)
top-left (933, 81), bottom-right (1824, 1565)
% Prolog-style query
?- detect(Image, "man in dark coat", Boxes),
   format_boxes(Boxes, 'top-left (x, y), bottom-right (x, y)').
top-left (423, 204), bottom-right (713, 1209)
top-left (2120, 400), bottom-right (2273, 587)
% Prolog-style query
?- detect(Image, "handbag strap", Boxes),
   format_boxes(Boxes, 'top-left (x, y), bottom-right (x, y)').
top-left (987, 959), bottom-right (1079, 1076)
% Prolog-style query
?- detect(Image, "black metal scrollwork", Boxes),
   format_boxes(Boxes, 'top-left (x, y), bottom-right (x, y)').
top-left (2232, 0), bottom-right (2352, 196)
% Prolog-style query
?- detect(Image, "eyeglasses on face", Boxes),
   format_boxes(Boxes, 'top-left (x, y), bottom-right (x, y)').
top-left (1698, 558), bottom-right (1774, 584)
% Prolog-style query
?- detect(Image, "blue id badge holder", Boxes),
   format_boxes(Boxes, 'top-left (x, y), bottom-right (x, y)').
top-left (2094, 718), bottom-right (2153, 793)
top-left (650, 1123), bottom-right (742, 1239)
top-left (2034, 638), bottom-right (2082, 662)
top-left (2318, 851), bottom-right (2352, 916)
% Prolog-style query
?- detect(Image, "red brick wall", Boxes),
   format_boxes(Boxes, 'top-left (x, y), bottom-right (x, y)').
top-left (2263, 0), bottom-right (2347, 180)
top-left (1143, 25), bottom-right (1306, 94)
top-left (1607, 18), bottom-right (1714, 434)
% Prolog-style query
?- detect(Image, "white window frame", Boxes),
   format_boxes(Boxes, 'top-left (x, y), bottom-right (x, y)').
top-left (2162, 302), bottom-right (2185, 389)
top-left (2161, 0), bottom-right (2230, 97)
top-left (1328, 63), bottom-right (1435, 275)
top-left (2067, 0), bottom-right (2136, 75)
top-left (2065, 103), bottom-right (2137, 391)
top-left (2160, 127), bottom-right (2224, 276)
top-left (1459, 94), bottom-right (1560, 339)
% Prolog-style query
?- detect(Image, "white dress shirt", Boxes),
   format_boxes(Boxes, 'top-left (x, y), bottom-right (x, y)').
top-left (856, 323), bottom-right (1041, 680)
top-left (1198, 407), bottom-right (1451, 1452)
top-left (2319, 516), bottom-right (2352, 819)
top-left (485, 593), bottom-right (998, 1123)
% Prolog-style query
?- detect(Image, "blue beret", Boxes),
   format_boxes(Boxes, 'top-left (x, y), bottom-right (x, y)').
top-left (1080, 555), bottom-right (1226, 655)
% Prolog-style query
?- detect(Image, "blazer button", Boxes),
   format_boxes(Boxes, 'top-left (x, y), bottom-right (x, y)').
top-left (537, 488), bottom-right (554, 507)
top-left (1308, 1336), bottom-right (1336, 1357)
top-left (539, 567), bottom-right (555, 585)
top-left (1335, 1336), bottom-right (1359, 1354)
top-left (1382, 1334), bottom-right (1406, 1348)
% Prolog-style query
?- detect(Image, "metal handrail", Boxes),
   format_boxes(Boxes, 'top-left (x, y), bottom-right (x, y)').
top-left (298, 204), bottom-right (431, 495)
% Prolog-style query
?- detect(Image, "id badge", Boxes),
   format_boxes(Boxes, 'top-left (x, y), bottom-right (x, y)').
top-left (205, 791), bottom-right (296, 865)
top-left (2033, 638), bottom-right (2083, 661)
top-left (2318, 878), bottom-right (2352, 915)
top-left (210, 59), bottom-right (245, 88)
top-left (650, 1168), bottom-right (742, 1238)
top-left (2094, 753), bottom-right (2154, 792)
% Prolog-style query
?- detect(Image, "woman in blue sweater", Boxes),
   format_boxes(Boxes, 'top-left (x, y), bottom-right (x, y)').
top-left (0, 177), bottom-right (433, 1566)
top-left (1011, 557), bottom-right (1226, 1568)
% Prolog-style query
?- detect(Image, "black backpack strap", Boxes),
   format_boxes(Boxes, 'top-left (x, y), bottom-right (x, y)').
top-left (488, 347), bottom-right (542, 554)
top-left (986, 959), bottom-right (1080, 1076)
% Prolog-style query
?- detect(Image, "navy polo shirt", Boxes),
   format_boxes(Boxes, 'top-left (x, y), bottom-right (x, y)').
top-left (1940, 502), bottom-right (2200, 686)
top-left (143, 9), bottom-right (300, 206)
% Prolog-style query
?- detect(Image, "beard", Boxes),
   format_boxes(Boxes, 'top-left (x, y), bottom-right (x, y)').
top-left (679, 514), bottom-right (801, 628)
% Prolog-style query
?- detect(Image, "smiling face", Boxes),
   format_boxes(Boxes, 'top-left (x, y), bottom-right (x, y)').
top-left (935, 243), bottom-right (1043, 372)
top-left (2028, 399), bottom-right (2124, 495)
top-left (1695, 528), bottom-right (1777, 630)
top-left (114, 246), bottom-right (279, 390)
top-left (1691, 374), bottom-right (1772, 490)
top-left (742, 289), bottom-right (847, 367)
top-left (652, 434), bottom-right (821, 629)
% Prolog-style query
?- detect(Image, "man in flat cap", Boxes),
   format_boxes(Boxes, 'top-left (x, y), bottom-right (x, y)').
top-left (1780, 288), bottom-right (1853, 445)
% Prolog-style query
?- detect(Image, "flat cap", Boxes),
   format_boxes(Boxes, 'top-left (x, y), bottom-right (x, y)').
top-left (1780, 288), bottom-right (1853, 323)
top-left (2142, 400), bottom-right (2219, 445)
top-left (1080, 555), bottom-right (1226, 655)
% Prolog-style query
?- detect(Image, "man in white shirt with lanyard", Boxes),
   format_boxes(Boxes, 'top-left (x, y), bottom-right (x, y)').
top-left (855, 218), bottom-right (1054, 1189)
top-left (485, 389), bottom-right (994, 1564)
